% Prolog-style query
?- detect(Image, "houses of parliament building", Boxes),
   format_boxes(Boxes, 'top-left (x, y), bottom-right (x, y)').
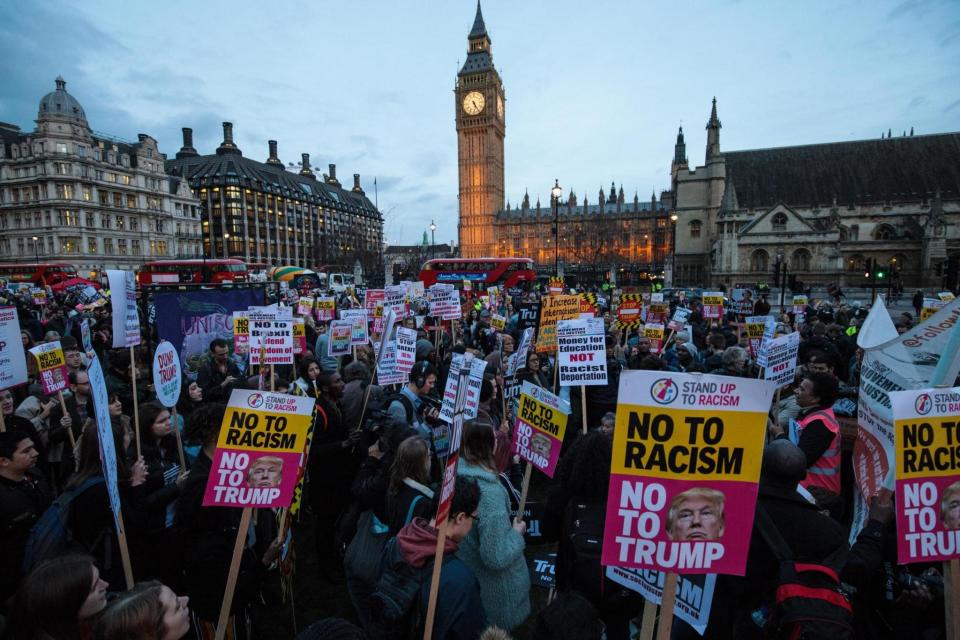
top-left (455, 3), bottom-right (960, 290)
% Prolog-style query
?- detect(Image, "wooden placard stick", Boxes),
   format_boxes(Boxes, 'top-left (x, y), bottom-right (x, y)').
top-left (421, 517), bottom-right (450, 640)
top-left (215, 506), bottom-right (253, 640)
top-left (171, 407), bottom-right (186, 471)
top-left (58, 390), bottom-right (77, 451)
top-left (580, 385), bottom-right (588, 434)
top-left (130, 346), bottom-right (141, 459)
top-left (656, 572), bottom-right (679, 639)
top-left (638, 599), bottom-right (657, 640)
top-left (0, 408), bottom-right (5, 433)
top-left (513, 463), bottom-right (533, 526)
top-left (115, 506), bottom-right (135, 590)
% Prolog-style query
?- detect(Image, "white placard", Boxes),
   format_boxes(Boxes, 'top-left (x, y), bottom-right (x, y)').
top-left (107, 270), bottom-right (140, 347)
top-left (0, 306), bottom-right (28, 390)
top-left (556, 317), bottom-right (607, 386)
top-left (152, 341), bottom-right (182, 408)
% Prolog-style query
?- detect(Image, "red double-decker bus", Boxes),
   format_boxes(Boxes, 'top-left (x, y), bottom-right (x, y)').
top-left (138, 259), bottom-right (248, 285)
top-left (0, 263), bottom-right (90, 288)
top-left (419, 258), bottom-right (536, 289)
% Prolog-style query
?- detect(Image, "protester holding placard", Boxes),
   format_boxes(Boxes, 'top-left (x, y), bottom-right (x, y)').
top-left (196, 338), bottom-right (243, 403)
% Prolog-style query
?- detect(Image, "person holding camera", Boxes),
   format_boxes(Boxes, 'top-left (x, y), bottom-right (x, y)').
top-left (386, 361), bottom-right (441, 439)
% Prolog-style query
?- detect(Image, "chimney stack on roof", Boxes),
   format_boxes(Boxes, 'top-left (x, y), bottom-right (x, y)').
top-left (216, 122), bottom-right (241, 156)
top-left (327, 163), bottom-right (341, 186)
top-left (176, 127), bottom-right (198, 159)
top-left (352, 173), bottom-right (364, 194)
top-left (265, 139), bottom-right (282, 166)
top-left (300, 153), bottom-right (314, 177)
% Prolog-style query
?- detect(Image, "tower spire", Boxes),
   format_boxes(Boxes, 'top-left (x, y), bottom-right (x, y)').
top-left (469, 0), bottom-right (489, 40)
top-left (705, 97), bottom-right (722, 163)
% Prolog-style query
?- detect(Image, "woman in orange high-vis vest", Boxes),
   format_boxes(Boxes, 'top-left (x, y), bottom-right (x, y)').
top-left (768, 371), bottom-right (842, 515)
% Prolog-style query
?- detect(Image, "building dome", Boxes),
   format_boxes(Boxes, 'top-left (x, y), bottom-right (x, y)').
top-left (37, 76), bottom-right (87, 123)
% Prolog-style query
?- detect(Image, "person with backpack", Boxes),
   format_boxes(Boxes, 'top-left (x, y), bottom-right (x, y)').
top-left (368, 475), bottom-right (487, 640)
top-left (66, 415), bottom-right (148, 587)
top-left (456, 420), bottom-right (530, 632)
top-left (0, 428), bottom-right (52, 604)
top-left (386, 362), bottom-right (440, 439)
top-left (384, 436), bottom-right (434, 535)
top-left (8, 554), bottom-right (109, 640)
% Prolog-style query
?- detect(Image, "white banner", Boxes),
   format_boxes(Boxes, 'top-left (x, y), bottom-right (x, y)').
top-left (556, 317), bottom-right (607, 387)
top-left (107, 270), bottom-right (140, 348)
top-left (249, 309), bottom-right (294, 365)
top-left (440, 353), bottom-right (466, 424)
top-left (763, 332), bottom-right (800, 388)
top-left (0, 306), bottom-right (28, 390)
top-left (88, 357), bottom-right (122, 532)
top-left (395, 327), bottom-right (417, 374)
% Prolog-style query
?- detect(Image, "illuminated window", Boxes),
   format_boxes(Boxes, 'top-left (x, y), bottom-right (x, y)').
top-left (87, 237), bottom-right (98, 254)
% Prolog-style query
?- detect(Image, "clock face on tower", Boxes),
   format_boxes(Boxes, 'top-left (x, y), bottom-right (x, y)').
top-left (462, 91), bottom-right (485, 115)
top-left (496, 94), bottom-right (504, 119)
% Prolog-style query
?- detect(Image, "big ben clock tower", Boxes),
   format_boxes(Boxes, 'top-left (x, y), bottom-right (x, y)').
top-left (456, 1), bottom-right (505, 259)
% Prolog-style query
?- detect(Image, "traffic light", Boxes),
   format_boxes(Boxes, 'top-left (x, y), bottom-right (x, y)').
top-left (773, 261), bottom-right (781, 280)
top-left (864, 258), bottom-right (874, 279)
top-left (876, 267), bottom-right (886, 280)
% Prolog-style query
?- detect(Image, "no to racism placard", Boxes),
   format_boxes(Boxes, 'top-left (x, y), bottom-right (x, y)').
top-left (152, 341), bottom-right (182, 408)
top-left (701, 292), bottom-right (724, 320)
top-left (232, 311), bottom-right (249, 354)
top-left (512, 381), bottom-right (570, 477)
top-left (315, 296), bottom-right (336, 322)
top-left (557, 317), bottom-right (607, 386)
top-left (29, 342), bottom-right (69, 395)
top-left (763, 332), bottom-right (800, 388)
top-left (745, 316), bottom-right (774, 361)
top-left (107, 270), bottom-right (141, 347)
top-left (203, 389), bottom-right (314, 508)
top-left (891, 386), bottom-right (960, 563)
top-left (296, 296), bottom-right (315, 317)
top-left (602, 370), bottom-right (775, 574)
top-left (606, 566), bottom-right (716, 636)
top-left (0, 306), bottom-right (28, 390)
top-left (643, 323), bottom-right (666, 355)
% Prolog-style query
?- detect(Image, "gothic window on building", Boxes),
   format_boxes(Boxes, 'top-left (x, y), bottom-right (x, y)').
top-left (689, 219), bottom-right (702, 238)
top-left (772, 213), bottom-right (787, 232)
top-left (750, 249), bottom-right (769, 272)
top-left (792, 249), bottom-right (812, 271)
top-left (875, 224), bottom-right (895, 241)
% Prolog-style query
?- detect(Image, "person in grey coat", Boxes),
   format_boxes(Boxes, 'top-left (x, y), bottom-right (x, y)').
top-left (456, 420), bottom-right (530, 631)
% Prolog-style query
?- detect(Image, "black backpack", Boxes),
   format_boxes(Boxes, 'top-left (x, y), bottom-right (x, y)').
top-left (367, 537), bottom-right (445, 640)
top-left (378, 391), bottom-right (417, 426)
top-left (566, 501), bottom-right (632, 607)
top-left (754, 504), bottom-right (854, 640)
top-left (22, 476), bottom-right (105, 572)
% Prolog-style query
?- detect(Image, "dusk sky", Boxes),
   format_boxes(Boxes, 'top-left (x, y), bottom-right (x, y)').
top-left (1, 0), bottom-right (958, 246)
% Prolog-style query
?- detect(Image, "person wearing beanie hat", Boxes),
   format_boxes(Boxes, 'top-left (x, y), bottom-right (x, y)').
top-left (415, 338), bottom-right (436, 364)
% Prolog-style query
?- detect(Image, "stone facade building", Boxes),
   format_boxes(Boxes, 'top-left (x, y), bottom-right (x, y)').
top-left (165, 124), bottom-right (383, 277)
top-left (0, 77), bottom-right (202, 277)
top-left (671, 99), bottom-right (960, 291)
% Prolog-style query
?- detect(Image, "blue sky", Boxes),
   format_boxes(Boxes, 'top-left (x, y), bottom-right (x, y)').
top-left (1, 0), bottom-right (958, 246)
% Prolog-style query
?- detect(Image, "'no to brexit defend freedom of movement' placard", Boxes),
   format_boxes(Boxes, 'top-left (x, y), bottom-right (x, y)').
top-left (602, 370), bottom-right (775, 575)
top-left (891, 386), bottom-right (960, 564)
top-left (203, 389), bottom-right (314, 509)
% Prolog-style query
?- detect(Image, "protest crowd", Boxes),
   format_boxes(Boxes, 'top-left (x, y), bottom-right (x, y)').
top-left (0, 272), bottom-right (957, 640)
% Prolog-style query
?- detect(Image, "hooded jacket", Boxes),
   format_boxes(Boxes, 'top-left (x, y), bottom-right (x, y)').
top-left (396, 518), bottom-right (488, 640)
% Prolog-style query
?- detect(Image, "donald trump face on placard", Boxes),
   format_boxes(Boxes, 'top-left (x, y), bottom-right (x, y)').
top-left (247, 456), bottom-right (284, 489)
top-left (666, 487), bottom-right (725, 541)
top-left (942, 481), bottom-right (960, 531)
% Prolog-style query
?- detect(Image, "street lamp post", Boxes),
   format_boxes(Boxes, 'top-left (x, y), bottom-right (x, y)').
top-left (429, 220), bottom-right (437, 259)
top-left (223, 233), bottom-right (230, 259)
top-left (551, 179), bottom-right (562, 277)
top-left (31, 236), bottom-right (40, 263)
top-left (668, 214), bottom-right (678, 287)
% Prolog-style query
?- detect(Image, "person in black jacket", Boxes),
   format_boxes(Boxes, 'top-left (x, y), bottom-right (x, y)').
top-left (174, 403), bottom-right (272, 635)
top-left (195, 338), bottom-right (242, 404)
top-left (384, 435), bottom-right (434, 535)
top-left (307, 370), bottom-right (359, 581)
top-left (133, 402), bottom-right (186, 588)
top-left (0, 428), bottom-right (53, 603)
top-left (66, 415), bottom-right (148, 589)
